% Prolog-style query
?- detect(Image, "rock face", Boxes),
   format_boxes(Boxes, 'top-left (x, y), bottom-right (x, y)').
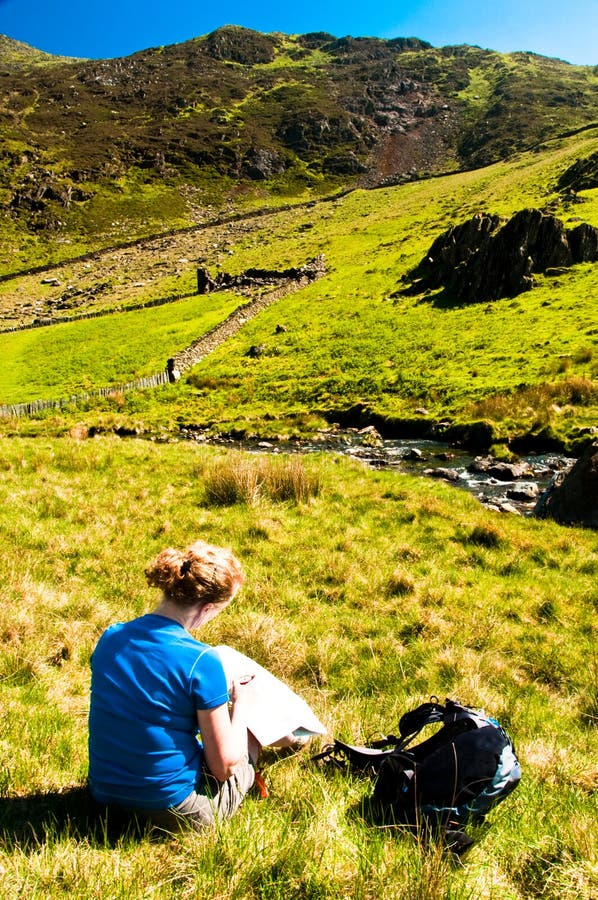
top-left (241, 148), bottom-right (287, 180)
top-left (402, 209), bottom-right (598, 302)
top-left (556, 151), bottom-right (598, 193)
top-left (569, 222), bottom-right (598, 261)
top-left (534, 443), bottom-right (598, 529)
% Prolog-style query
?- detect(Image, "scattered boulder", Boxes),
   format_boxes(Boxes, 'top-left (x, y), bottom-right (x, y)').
top-left (506, 484), bottom-right (539, 503)
top-left (468, 457), bottom-right (533, 481)
top-left (246, 344), bottom-right (266, 358)
top-left (402, 208), bottom-right (598, 302)
top-left (424, 467), bottom-right (461, 482)
top-left (494, 501), bottom-right (521, 516)
top-left (534, 443), bottom-right (598, 529)
top-left (358, 426), bottom-right (383, 447)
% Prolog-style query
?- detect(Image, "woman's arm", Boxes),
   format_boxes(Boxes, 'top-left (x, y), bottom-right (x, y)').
top-left (197, 678), bottom-right (256, 782)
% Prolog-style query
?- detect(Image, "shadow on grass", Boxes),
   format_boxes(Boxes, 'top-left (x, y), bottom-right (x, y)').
top-left (0, 786), bottom-right (157, 848)
top-left (412, 286), bottom-right (479, 310)
top-left (393, 282), bottom-right (481, 310)
top-left (347, 796), bottom-right (475, 860)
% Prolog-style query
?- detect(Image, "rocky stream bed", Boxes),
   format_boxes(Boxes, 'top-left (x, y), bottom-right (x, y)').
top-left (180, 426), bottom-right (575, 517)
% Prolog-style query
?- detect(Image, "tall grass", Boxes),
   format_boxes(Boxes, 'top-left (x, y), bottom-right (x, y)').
top-left (202, 451), bottom-right (321, 505)
top-left (0, 437), bottom-right (596, 897)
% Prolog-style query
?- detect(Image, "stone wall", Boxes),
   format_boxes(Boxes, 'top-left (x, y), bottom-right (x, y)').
top-left (0, 371), bottom-right (170, 419)
top-left (167, 255), bottom-right (326, 380)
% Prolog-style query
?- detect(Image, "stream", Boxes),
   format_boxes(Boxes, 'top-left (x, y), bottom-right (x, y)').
top-left (186, 427), bottom-right (575, 517)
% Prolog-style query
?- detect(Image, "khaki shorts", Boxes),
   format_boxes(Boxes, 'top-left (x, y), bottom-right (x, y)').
top-left (113, 758), bottom-right (255, 833)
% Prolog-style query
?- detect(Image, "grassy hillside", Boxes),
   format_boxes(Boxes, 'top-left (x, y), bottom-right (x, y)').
top-left (0, 437), bottom-right (596, 898)
top-left (1, 28), bottom-right (596, 900)
top-left (0, 290), bottom-right (241, 403)
top-left (1, 129), bottom-right (596, 450)
top-left (0, 35), bottom-right (81, 68)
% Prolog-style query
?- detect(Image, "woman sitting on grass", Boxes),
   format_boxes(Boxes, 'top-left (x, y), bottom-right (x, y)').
top-left (88, 539), bottom-right (259, 831)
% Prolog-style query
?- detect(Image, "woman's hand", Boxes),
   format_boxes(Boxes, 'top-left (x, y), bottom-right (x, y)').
top-left (230, 673), bottom-right (256, 705)
top-left (197, 676), bottom-right (259, 782)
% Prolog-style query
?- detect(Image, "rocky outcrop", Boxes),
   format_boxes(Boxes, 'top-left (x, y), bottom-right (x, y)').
top-left (568, 222), bottom-right (598, 262)
top-left (241, 148), bottom-right (287, 180)
top-left (204, 26), bottom-right (278, 65)
top-left (556, 151), bottom-right (598, 193)
top-left (534, 442), bottom-right (598, 529)
top-left (402, 209), bottom-right (598, 302)
top-left (2, 27), bottom-right (598, 250)
top-left (322, 152), bottom-right (368, 175)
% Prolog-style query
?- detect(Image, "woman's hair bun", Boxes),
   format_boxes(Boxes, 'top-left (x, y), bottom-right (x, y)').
top-left (145, 547), bottom-right (185, 592)
top-left (145, 540), bottom-right (244, 608)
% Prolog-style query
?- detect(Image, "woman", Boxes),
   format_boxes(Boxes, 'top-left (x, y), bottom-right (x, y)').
top-left (88, 539), bottom-right (259, 831)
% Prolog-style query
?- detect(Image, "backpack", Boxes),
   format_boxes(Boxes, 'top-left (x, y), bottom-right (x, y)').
top-left (314, 697), bottom-right (521, 855)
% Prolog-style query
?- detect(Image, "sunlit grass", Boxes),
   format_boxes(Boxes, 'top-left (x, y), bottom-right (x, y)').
top-left (0, 437), bottom-right (596, 897)
top-left (0, 290), bottom-right (241, 404)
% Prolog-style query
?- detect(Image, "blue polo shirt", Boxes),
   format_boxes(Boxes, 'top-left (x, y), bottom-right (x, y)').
top-left (88, 614), bottom-right (229, 809)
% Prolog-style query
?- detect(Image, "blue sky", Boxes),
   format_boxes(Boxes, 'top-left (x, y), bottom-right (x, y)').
top-left (1, 0), bottom-right (596, 65)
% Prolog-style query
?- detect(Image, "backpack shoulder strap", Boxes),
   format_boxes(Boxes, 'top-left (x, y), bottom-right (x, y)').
top-left (312, 697), bottom-right (450, 773)
top-left (312, 739), bottom-right (399, 774)
top-left (397, 698), bottom-right (446, 746)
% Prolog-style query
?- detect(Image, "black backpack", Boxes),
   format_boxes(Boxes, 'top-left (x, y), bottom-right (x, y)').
top-left (314, 697), bottom-right (521, 855)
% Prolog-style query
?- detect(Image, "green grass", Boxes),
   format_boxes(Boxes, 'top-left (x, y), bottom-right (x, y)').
top-left (0, 437), bottom-right (596, 897)
top-left (3, 29), bottom-right (598, 276)
top-left (0, 291), bottom-right (241, 403)
top-left (1, 40), bottom-right (597, 898)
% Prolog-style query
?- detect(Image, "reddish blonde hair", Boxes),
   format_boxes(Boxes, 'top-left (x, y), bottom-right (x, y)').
top-left (145, 540), bottom-right (244, 608)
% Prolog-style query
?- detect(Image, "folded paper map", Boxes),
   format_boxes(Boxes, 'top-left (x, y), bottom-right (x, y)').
top-left (215, 645), bottom-right (327, 746)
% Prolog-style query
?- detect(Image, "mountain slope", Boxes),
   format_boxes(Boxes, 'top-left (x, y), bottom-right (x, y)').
top-left (1, 26), bottom-right (597, 271)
